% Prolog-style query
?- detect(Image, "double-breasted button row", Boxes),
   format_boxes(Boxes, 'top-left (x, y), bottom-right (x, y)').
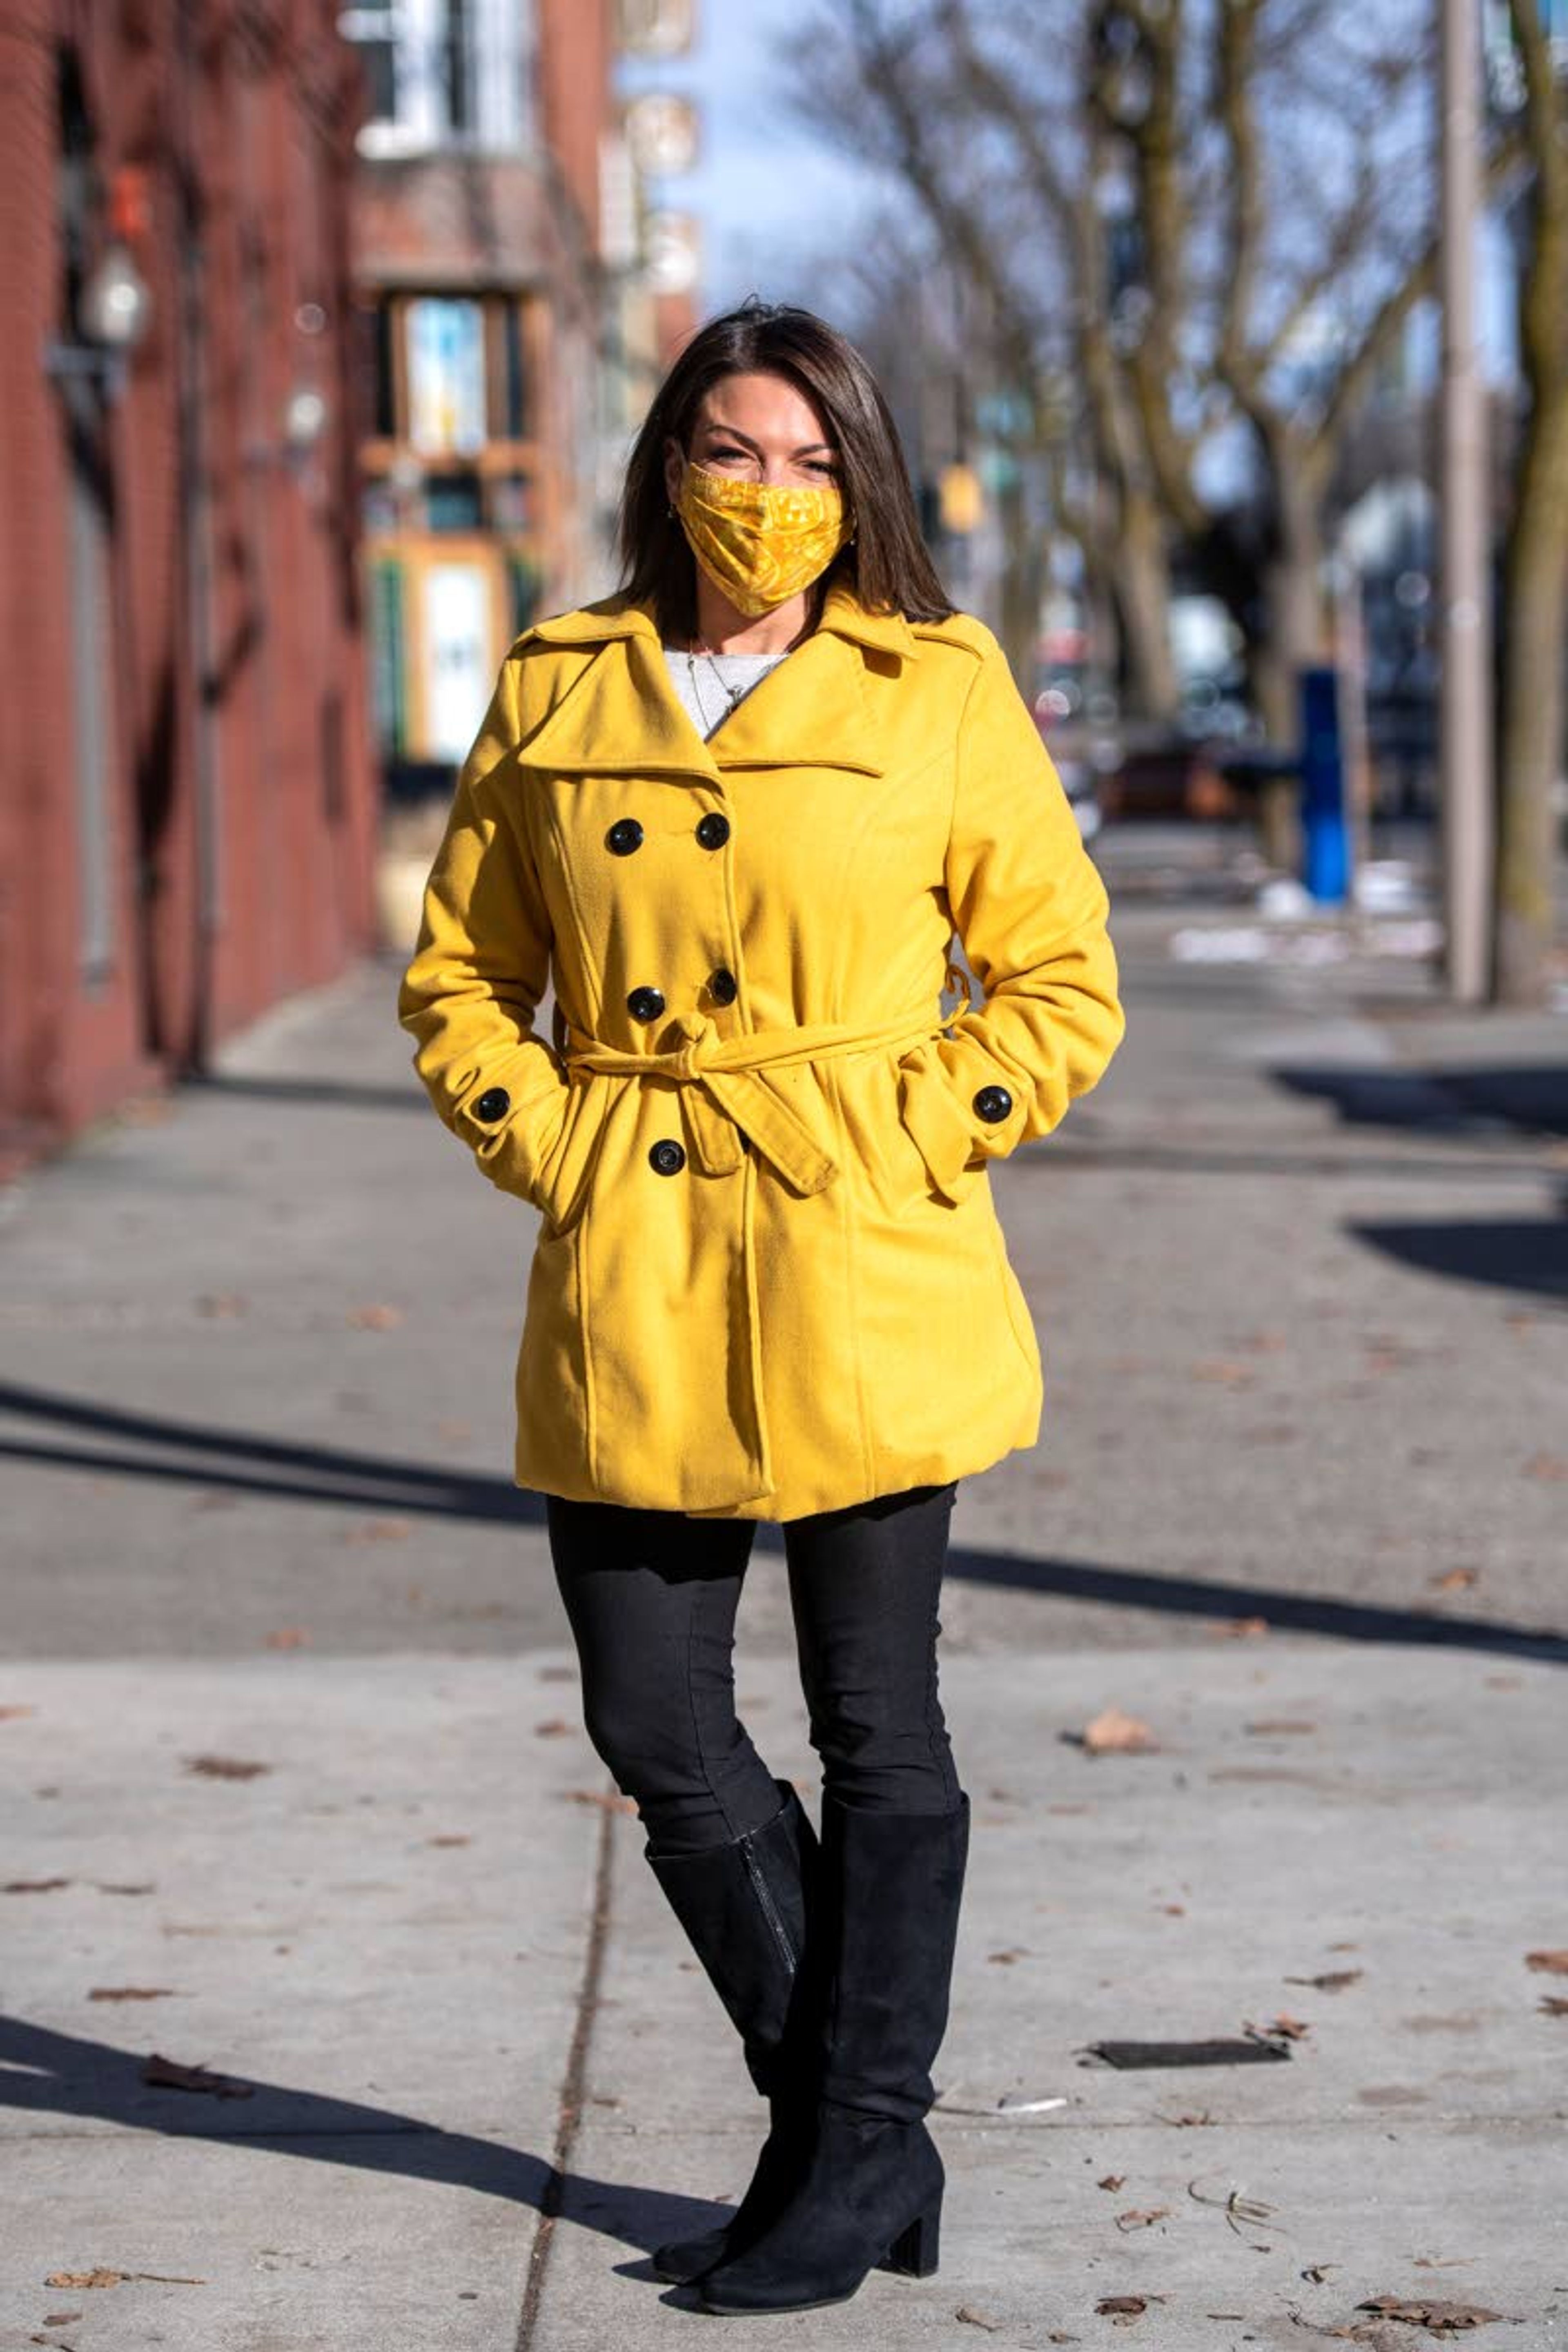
top-left (605, 811), bottom-right (733, 855)
top-left (973, 1084), bottom-right (1013, 1123)
top-left (628, 973), bottom-right (735, 1020)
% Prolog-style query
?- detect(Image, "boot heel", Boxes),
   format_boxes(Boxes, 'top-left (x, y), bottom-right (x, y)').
top-left (882, 2195), bottom-right (942, 2278)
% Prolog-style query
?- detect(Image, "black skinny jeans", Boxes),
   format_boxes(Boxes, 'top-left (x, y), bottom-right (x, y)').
top-left (546, 1481), bottom-right (963, 1856)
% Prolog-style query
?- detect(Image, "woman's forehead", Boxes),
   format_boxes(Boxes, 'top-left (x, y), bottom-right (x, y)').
top-left (691, 370), bottom-right (834, 445)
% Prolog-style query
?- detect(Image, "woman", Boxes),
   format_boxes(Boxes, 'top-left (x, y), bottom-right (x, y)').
top-left (397, 301), bottom-right (1124, 2315)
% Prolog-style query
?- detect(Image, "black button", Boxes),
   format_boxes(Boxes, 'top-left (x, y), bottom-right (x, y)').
top-left (708, 966), bottom-right (738, 1005)
top-left (973, 1085), bottom-right (1013, 1123)
top-left (649, 1138), bottom-right (686, 1176)
top-left (695, 811), bottom-right (731, 850)
top-left (628, 985), bottom-right (666, 1021)
top-left (607, 817), bottom-right (643, 855)
top-left (473, 1086), bottom-right (511, 1123)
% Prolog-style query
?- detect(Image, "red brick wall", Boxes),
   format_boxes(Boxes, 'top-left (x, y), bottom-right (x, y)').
top-left (0, 0), bottom-right (376, 1174)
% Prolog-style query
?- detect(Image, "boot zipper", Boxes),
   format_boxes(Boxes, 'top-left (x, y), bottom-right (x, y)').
top-left (740, 1835), bottom-right (797, 1970)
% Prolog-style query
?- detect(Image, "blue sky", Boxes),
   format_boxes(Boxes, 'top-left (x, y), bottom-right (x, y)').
top-left (617, 1), bottom-right (891, 316)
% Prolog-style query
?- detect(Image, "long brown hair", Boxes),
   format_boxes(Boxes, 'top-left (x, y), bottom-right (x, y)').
top-left (618, 301), bottom-right (954, 644)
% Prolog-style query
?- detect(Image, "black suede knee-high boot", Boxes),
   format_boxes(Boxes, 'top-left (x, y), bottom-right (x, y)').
top-left (642, 1782), bottom-right (824, 2284)
top-left (694, 1789), bottom-right (970, 2316)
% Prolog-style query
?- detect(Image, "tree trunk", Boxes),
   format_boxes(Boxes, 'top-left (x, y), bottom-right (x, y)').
top-left (1252, 442), bottom-right (1332, 870)
top-left (1114, 487), bottom-right (1178, 719)
top-left (1494, 388), bottom-right (1568, 1004)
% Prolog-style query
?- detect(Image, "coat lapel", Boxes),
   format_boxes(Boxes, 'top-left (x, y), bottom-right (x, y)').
top-left (515, 587), bottom-right (920, 781)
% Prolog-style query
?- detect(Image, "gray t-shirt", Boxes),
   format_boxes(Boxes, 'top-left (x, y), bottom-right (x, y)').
top-left (664, 645), bottom-right (788, 740)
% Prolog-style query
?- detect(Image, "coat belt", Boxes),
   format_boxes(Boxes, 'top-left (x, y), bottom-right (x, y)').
top-left (562, 993), bottom-right (964, 1196)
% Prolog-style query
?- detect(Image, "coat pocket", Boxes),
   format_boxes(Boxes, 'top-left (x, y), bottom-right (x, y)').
top-left (893, 1045), bottom-right (987, 1209)
top-left (529, 1071), bottom-right (615, 1236)
top-left (835, 1051), bottom-right (982, 1219)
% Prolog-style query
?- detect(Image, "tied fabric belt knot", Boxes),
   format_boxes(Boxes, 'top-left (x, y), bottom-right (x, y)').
top-left (563, 988), bottom-right (970, 1196)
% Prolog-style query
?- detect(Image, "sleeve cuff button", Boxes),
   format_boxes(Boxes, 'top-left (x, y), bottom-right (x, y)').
top-left (473, 1086), bottom-right (511, 1122)
top-left (973, 1085), bottom-right (1013, 1123)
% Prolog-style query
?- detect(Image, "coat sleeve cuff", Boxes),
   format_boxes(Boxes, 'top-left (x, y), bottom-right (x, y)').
top-left (896, 1033), bottom-right (1031, 1204)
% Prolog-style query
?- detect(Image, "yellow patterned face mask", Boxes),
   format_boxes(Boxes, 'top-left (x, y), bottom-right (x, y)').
top-left (675, 459), bottom-right (853, 619)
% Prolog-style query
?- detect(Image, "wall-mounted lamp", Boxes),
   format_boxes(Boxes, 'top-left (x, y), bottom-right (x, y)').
top-left (43, 166), bottom-right (153, 399)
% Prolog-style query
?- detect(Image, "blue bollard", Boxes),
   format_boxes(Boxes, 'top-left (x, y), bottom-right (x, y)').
top-left (1298, 664), bottom-right (1349, 905)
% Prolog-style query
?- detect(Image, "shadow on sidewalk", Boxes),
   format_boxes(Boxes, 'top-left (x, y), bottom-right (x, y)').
top-left (0, 2011), bottom-right (722, 2258)
top-left (4, 1380), bottom-right (1566, 1666)
top-left (1272, 1060), bottom-right (1568, 1137)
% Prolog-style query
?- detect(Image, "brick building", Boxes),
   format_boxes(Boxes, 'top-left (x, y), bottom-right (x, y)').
top-left (350, 0), bottom-right (622, 788)
top-left (347, 0), bottom-right (699, 793)
top-left (0, 0), bottom-right (377, 1175)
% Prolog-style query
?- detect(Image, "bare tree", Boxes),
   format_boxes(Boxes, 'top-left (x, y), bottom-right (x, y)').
top-left (785, 0), bottom-right (1519, 860)
top-left (1492, 0), bottom-right (1568, 1005)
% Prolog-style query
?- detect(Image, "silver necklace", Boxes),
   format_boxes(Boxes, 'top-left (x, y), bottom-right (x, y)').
top-left (686, 648), bottom-right (750, 733)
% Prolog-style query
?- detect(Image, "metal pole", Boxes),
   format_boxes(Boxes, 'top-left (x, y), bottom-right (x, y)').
top-left (1438, 0), bottom-right (1494, 1004)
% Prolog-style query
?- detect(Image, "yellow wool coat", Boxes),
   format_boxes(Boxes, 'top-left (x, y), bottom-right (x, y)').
top-left (397, 582), bottom-right (1125, 1521)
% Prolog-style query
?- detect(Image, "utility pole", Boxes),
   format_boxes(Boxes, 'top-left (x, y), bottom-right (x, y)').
top-left (1438, 0), bottom-right (1494, 1004)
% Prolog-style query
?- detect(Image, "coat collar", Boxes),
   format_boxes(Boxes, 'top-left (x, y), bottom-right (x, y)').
top-left (514, 585), bottom-right (919, 781)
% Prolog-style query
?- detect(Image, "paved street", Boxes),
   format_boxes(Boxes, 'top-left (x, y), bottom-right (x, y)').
top-left (3, 838), bottom-right (1566, 2347)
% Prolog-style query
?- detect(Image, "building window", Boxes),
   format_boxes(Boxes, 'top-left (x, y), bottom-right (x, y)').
top-left (501, 298), bottom-right (529, 439)
top-left (425, 472), bottom-right (483, 532)
top-left (341, 0), bottom-right (525, 155)
top-left (405, 296), bottom-right (486, 457)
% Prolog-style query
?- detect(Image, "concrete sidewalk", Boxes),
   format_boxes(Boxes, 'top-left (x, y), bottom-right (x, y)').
top-left (2, 1643), bottom-right (1564, 2350)
top-left (4, 856), bottom-right (1567, 2346)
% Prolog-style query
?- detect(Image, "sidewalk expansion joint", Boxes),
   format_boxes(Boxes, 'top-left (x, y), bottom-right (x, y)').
top-left (512, 1780), bottom-right (617, 2351)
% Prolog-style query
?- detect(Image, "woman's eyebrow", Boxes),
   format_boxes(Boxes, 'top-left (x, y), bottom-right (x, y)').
top-left (699, 421), bottom-right (835, 459)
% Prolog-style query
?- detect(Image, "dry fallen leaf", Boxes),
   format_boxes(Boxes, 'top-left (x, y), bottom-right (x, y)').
top-left (93, 1881), bottom-right (154, 1896)
top-left (3, 1878), bottom-right (71, 1895)
top-left (1258, 2013), bottom-right (1312, 2041)
top-left (1081, 1707), bottom-right (1158, 1755)
top-left (44, 2268), bottom-right (205, 2289)
top-left (41, 2312), bottom-right (84, 2325)
top-left (1246, 1719), bottom-right (1319, 1735)
top-left (1428, 1568), bottom-right (1479, 1592)
top-left (1538, 1995), bottom-right (1568, 2016)
top-left (141, 2053), bottom-right (253, 2099)
top-left (1193, 1360), bottom-right (1255, 1387)
top-left (1356, 2295), bottom-right (1503, 2332)
top-left (1287, 1970), bottom-right (1363, 1993)
top-left (956, 2307), bottom-right (1004, 2332)
top-left (347, 1302), bottom-right (403, 1330)
top-left (88, 1987), bottom-right (176, 2002)
top-left (563, 1787), bottom-right (638, 1816)
top-left (1097, 2174), bottom-right (1127, 2191)
top-left (1096, 2293), bottom-right (1164, 2320)
top-left (1211, 1617), bottom-right (1271, 1639)
top-left (426, 1833), bottom-right (471, 1848)
top-left (182, 1755), bottom-right (270, 1780)
top-left (1524, 1950), bottom-right (1568, 1975)
top-left (534, 1719), bottom-right (573, 1737)
top-left (987, 1948), bottom-right (1029, 1965)
top-left (1114, 2207), bottom-right (1170, 2232)
top-left (0, 1704), bottom-right (38, 1721)
top-left (264, 1626), bottom-right (310, 1650)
